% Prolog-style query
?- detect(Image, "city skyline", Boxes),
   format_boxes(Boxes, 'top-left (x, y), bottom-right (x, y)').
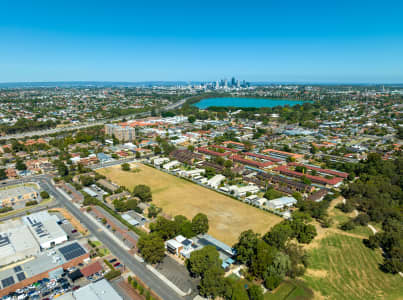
top-left (0, 0), bottom-right (403, 83)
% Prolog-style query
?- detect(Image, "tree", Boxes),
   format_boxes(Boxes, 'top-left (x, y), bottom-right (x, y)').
top-left (187, 245), bottom-right (222, 278)
top-left (247, 284), bottom-right (264, 300)
top-left (121, 163), bottom-right (130, 171)
top-left (188, 115), bottom-right (196, 123)
top-left (192, 213), bottom-right (209, 235)
top-left (264, 188), bottom-right (283, 200)
top-left (224, 159), bottom-right (233, 168)
top-left (263, 223), bottom-right (293, 250)
top-left (15, 159), bottom-right (27, 171)
top-left (233, 230), bottom-right (259, 265)
top-left (300, 176), bottom-right (312, 185)
top-left (204, 167), bottom-right (216, 179)
top-left (57, 161), bottom-right (69, 176)
top-left (40, 191), bottom-right (50, 199)
top-left (250, 239), bottom-right (277, 278)
top-left (174, 215), bottom-right (195, 238)
top-left (138, 234), bottom-right (165, 264)
top-left (198, 266), bottom-right (226, 298)
top-left (113, 199), bottom-right (128, 212)
top-left (266, 252), bottom-right (291, 278)
top-left (0, 168), bottom-right (7, 180)
top-left (147, 204), bottom-right (161, 218)
top-left (80, 175), bottom-right (94, 186)
top-left (231, 282), bottom-right (249, 300)
top-left (133, 184), bottom-right (152, 202)
top-left (284, 243), bottom-right (309, 278)
top-left (354, 213), bottom-right (370, 226)
top-left (341, 220), bottom-right (356, 231)
top-left (264, 274), bottom-right (282, 290)
top-left (292, 191), bottom-right (303, 201)
top-left (126, 198), bottom-right (138, 211)
top-left (292, 220), bottom-right (317, 244)
top-left (150, 216), bottom-right (178, 240)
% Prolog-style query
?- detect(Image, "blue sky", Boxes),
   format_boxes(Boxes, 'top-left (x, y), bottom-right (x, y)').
top-left (0, 0), bottom-right (402, 83)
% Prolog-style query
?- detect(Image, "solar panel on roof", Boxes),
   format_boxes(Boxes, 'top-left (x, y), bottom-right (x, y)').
top-left (1, 276), bottom-right (15, 288)
top-left (59, 243), bottom-right (86, 261)
top-left (13, 266), bottom-right (22, 272)
top-left (16, 273), bottom-right (26, 281)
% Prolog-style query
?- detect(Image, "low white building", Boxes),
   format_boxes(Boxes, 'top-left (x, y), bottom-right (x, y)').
top-left (121, 213), bottom-right (139, 226)
top-left (178, 169), bottom-right (205, 178)
top-left (153, 157), bottom-right (169, 166)
top-left (229, 185), bottom-right (260, 197)
top-left (266, 196), bottom-right (297, 210)
top-left (207, 175), bottom-right (225, 189)
top-left (163, 160), bottom-right (181, 170)
top-left (22, 211), bottom-right (68, 249)
top-left (165, 235), bottom-right (193, 256)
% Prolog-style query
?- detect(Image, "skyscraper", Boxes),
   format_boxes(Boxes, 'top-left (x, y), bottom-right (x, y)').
top-left (231, 77), bottom-right (236, 87)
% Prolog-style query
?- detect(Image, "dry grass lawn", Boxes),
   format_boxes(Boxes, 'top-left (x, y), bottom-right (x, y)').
top-left (97, 163), bottom-right (282, 245)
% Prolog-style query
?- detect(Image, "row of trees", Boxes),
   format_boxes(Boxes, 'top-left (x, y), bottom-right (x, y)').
top-left (149, 213), bottom-right (209, 240)
top-left (138, 213), bottom-right (209, 264)
top-left (233, 213), bottom-right (315, 288)
top-left (187, 245), bottom-right (265, 299)
top-left (340, 153), bottom-right (402, 274)
top-left (186, 211), bottom-right (316, 299)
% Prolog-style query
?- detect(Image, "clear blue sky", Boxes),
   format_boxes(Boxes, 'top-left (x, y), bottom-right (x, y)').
top-left (0, 0), bottom-right (402, 83)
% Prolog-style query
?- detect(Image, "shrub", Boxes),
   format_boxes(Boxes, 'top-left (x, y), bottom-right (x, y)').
top-left (341, 220), bottom-right (356, 231)
top-left (104, 269), bottom-right (121, 280)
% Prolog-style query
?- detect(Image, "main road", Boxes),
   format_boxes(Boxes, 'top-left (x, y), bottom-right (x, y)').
top-left (41, 176), bottom-right (184, 300)
top-left (0, 95), bottom-right (192, 141)
top-left (1, 175), bottom-right (184, 300)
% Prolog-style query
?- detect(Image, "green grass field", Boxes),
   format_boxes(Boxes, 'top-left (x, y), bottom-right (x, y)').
top-left (304, 233), bottom-right (403, 300)
top-left (265, 280), bottom-right (313, 300)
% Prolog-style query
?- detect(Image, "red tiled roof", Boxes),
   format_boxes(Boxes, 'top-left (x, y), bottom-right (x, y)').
top-left (197, 147), bottom-right (230, 157)
top-left (223, 141), bottom-right (245, 147)
top-left (212, 145), bottom-right (240, 153)
top-left (262, 148), bottom-right (304, 158)
top-left (274, 165), bottom-right (343, 186)
top-left (231, 155), bottom-right (273, 168)
top-left (244, 152), bottom-right (282, 163)
top-left (288, 162), bottom-right (349, 178)
top-left (81, 261), bottom-right (102, 277)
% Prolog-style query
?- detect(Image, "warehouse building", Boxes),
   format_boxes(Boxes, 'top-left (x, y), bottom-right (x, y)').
top-left (22, 211), bottom-right (68, 249)
top-left (0, 241), bottom-right (89, 297)
top-left (58, 278), bottom-right (122, 300)
top-left (0, 220), bottom-right (41, 266)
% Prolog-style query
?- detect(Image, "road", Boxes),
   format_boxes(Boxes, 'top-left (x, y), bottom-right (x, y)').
top-left (0, 111), bottom-right (150, 141)
top-left (1, 175), bottom-right (184, 299)
top-left (41, 176), bottom-right (184, 300)
top-left (89, 157), bottom-right (137, 170)
top-left (54, 185), bottom-right (183, 300)
top-left (0, 95), bottom-right (191, 141)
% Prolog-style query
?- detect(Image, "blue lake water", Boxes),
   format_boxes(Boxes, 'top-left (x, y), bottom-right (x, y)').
top-left (194, 97), bottom-right (309, 109)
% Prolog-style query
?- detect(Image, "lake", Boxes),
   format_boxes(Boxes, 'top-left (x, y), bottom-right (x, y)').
top-left (194, 97), bottom-right (308, 109)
